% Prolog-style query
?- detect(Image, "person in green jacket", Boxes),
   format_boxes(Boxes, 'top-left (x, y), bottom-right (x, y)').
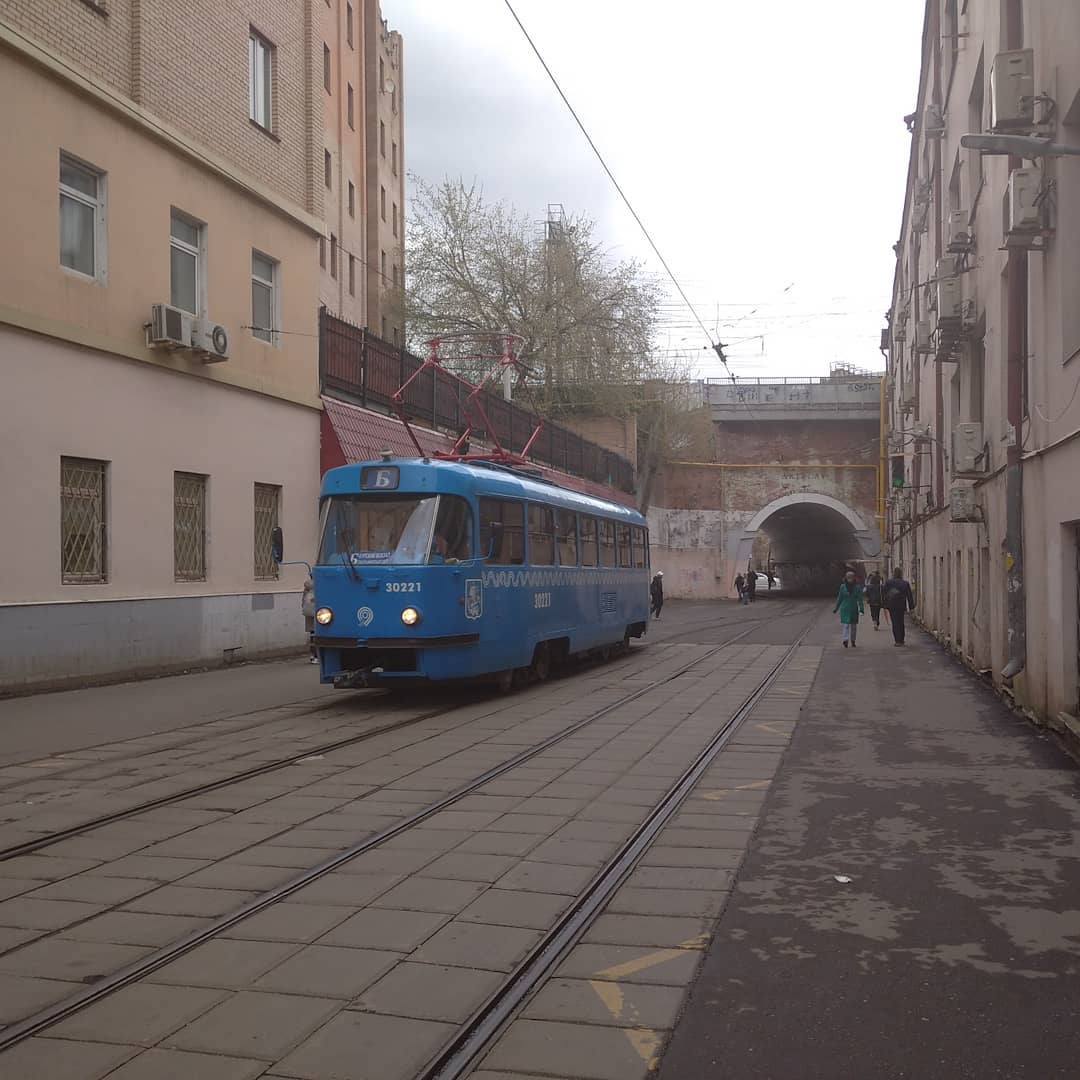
top-left (833, 569), bottom-right (865, 649)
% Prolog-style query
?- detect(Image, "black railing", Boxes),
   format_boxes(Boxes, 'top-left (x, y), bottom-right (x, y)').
top-left (319, 309), bottom-right (636, 493)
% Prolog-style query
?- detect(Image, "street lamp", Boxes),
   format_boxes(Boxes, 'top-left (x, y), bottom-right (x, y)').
top-left (960, 133), bottom-right (1080, 158)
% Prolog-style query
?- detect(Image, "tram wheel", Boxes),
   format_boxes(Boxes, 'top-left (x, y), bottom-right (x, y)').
top-left (530, 643), bottom-right (551, 682)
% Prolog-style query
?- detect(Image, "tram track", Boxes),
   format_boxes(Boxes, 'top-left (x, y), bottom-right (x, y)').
top-left (0, 604), bottom-right (808, 865)
top-left (0, 617), bottom-right (801, 1055)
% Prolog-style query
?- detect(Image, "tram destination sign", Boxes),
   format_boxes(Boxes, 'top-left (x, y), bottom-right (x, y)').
top-left (360, 466), bottom-right (400, 490)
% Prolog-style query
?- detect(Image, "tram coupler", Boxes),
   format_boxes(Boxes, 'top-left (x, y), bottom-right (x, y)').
top-left (332, 666), bottom-right (384, 689)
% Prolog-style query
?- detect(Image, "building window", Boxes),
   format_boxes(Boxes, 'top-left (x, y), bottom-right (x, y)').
top-left (253, 483), bottom-right (280, 580)
top-left (392, 202), bottom-right (398, 237)
top-left (323, 43), bottom-right (331, 92)
top-left (348, 181), bottom-right (355, 217)
top-left (248, 30), bottom-right (273, 129)
top-left (392, 326), bottom-right (399, 345)
top-left (348, 254), bottom-right (356, 296)
top-left (380, 249), bottom-right (386, 281)
top-left (379, 57), bottom-right (384, 88)
top-left (324, 149), bottom-right (332, 189)
top-left (381, 315), bottom-right (387, 339)
top-left (251, 250), bottom-right (277, 345)
top-left (319, 235), bottom-right (326, 269)
top-left (346, 2), bottom-right (354, 47)
top-left (392, 141), bottom-right (398, 176)
top-left (380, 120), bottom-right (386, 157)
top-left (380, 186), bottom-right (386, 221)
top-left (59, 154), bottom-right (105, 280)
top-left (170, 209), bottom-right (203, 316)
top-left (174, 472), bottom-right (207, 582)
top-left (347, 84), bottom-right (355, 129)
top-left (61, 457), bottom-right (107, 584)
top-left (330, 234), bottom-right (338, 279)
top-left (392, 263), bottom-right (398, 288)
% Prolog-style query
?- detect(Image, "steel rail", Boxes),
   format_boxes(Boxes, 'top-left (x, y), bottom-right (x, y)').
top-left (0, 624), bottom-right (768, 1053)
top-left (417, 624), bottom-right (814, 1080)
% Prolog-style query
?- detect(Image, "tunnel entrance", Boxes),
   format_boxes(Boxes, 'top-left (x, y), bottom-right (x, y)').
top-left (731, 493), bottom-right (880, 597)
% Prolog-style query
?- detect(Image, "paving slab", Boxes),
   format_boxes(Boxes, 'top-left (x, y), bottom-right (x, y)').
top-left (0, 896), bottom-right (103, 931)
top-left (354, 960), bottom-right (504, 1022)
top-left (319, 907), bottom-right (449, 951)
top-left (179, 862), bottom-right (304, 892)
top-left (97, 1047), bottom-right (268, 1080)
top-left (457, 888), bottom-right (571, 930)
top-left (47, 982), bottom-right (226, 1045)
top-left (419, 852), bottom-right (518, 883)
top-left (0, 935), bottom-right (151, 981)
top-left (0, 854), bottom-right (102, 880)
top-left (0, 972), bottom-right (82, 1024)
top-left (147, 938), bottom-right (301, 989)
top-left (523, 976), bottom-right (685, 1029)
top-left (368, 875), bottom-right (487, 914)
top-left (63, 911), bottom-right (211, 946)
top-left (496, 860), bottom-right (596, 895)
top-left (270, 1010), bottom-right (456, 1080)
top-left (285, 871), bottom-right (401, 907)
top-left (254, 944), bottom-right (401, 998)
top-left (555, 943), bottom-right (702, 987)
top-left (123, 884), bottom-right (259, 917)
top-left (86, 855), bottom-right (210, 881)
top-left (0, 1035), bottom-right (136, 1079)
top-left (454, 831), bottom-right (542, 856)
top-left (605, 887), bottom-right (728, 918)
top-left (410, 920), bottom-right (540, 972)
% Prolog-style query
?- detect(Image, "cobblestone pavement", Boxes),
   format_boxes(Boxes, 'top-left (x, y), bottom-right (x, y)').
top-left (0, 599), bottom-right (817, 1078)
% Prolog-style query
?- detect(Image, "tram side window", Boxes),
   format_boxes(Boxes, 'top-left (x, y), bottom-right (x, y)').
top-left (599, 519), bottom-right (616, 568)
top-left (632, 526), bottom-right (648, 569)
top-left (617, 524), bottom-right (633, 568)
top-left (479, 498), bottom-right (525, 565)
top-left (528, 504), bottom-right (555, 566)
top-left (580, 516), bottom-right (599, 567)
top-left (556, 511), bottom-right (579, 566)
top-left (430, 496), bottom-right (473, 563)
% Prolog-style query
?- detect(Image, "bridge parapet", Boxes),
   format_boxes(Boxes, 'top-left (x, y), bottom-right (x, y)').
top-left (708, 376), bottom-right (882, 422)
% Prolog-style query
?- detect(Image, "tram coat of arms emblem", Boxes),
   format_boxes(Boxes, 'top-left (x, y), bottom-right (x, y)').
top-left (464, 579), bottom-right (483, 620)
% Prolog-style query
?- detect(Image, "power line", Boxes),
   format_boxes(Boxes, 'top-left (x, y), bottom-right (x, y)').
top-left (501, 0), bottom-right (734, 379)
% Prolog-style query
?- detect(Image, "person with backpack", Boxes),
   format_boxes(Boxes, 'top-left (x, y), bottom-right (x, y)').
top-left (883, 567), bottom-right (916, 645)
top-left (864, 570), bottom-right (884, 630)
top-left (650, 570), bottom-right (664, 620)
top-left (744, 567), bottom-right (757, 604)
top-left (833, 569), bottom-right (865, 648)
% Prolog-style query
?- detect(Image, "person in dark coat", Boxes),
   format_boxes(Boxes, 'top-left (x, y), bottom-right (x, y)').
top-left (744, 568), bottom-right (757, 603)
top-left (734, 572), bottom-right (746, 604)
top-left (650, 570), bottom-right (664, 620)
top-left (864, 571), bottom-right (884, 630)
top-left (883, 567), bottom-right (916, 645)
top-left (833, 569), bottom-right (865, 648)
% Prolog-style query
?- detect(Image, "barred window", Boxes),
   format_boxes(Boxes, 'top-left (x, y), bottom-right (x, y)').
top-left (61, 457), bottom-right (107, 583)
top-left (174, 472), bottom-right (207, 581)
top-left (254, 483), bottom-right (280, 580)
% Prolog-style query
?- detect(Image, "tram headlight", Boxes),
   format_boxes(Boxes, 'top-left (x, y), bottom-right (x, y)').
top-left (400, 606), bottom-right (421, 627)
top-left (315, 607), bottom-right (334, 626)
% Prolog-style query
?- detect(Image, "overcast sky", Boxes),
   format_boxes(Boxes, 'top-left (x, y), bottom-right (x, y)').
top-left (389, 1), bottom-right (924, 381)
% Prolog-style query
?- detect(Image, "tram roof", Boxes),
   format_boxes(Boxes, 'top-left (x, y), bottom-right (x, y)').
top-left (321, 457), bottom-right (646, 524)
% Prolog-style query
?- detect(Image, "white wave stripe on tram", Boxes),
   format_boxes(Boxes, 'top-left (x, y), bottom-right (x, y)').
top-left (481, 569), bottom-right (644, 589)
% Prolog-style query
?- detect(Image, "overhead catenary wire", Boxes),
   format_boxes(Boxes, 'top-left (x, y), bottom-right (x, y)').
top-left (500, 0), bottom-right (735, 379)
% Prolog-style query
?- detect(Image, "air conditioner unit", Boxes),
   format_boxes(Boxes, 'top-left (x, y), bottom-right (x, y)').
top-left (901, 386), bottom-right (916, 411)
top-left (949, 483), bottom-right (980, 522)
top-left (947, 210), bottom-right (973, 253)
top-left (148, 303), bottom-right (193, 349)
top-left (936, 257), bottom-right (962, 323)
top-left (953, 421), bottom-right (987, 474)
top-left (192, 320), bottom-right (230, 362)
top-left (1007, 168), bottom-right (1042, 236)
top-left (925, 103), bottom-right (946, 138)
top-left (915, 320), bottom-right (933, 354)
top-left (990, 49), bottom-right (1035, 130)
top-left (895, 493), bottom-right (913, 523)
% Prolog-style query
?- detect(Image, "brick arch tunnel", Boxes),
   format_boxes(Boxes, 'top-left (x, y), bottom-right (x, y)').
top-left (730, 493), bottom-right (882, 596)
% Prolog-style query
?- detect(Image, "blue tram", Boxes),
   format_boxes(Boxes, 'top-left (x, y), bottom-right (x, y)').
top-left (304, 456), bottom-right (650, 689)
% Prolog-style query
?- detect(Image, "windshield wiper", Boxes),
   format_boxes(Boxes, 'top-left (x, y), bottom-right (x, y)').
top-left (334, 503), bottom-right (361, 582)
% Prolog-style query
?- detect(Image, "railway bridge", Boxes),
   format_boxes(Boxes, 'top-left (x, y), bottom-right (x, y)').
top-left (648, 374), bottom-right (885, 597)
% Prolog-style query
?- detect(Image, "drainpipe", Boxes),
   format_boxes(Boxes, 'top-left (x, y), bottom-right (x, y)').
top-left (1001, 248), bottom-right (1027, 681)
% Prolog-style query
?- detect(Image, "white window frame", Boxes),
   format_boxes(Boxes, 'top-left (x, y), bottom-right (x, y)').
top-left (251, 249), bottom-right (279, 346)
top-left (59, 153), bottom-right (107, 283)
top-left (170, 209), bottom-right (206, 317)
top-left (249, 30), bottom-right (273, 130)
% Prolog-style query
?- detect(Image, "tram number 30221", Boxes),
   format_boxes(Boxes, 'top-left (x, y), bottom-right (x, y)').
top-left (386, 582), bottom-right (421, 593)
top-left (533, 592), bottom-right (552, 609)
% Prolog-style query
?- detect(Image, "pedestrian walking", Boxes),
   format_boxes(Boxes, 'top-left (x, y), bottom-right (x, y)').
top-left (744, 568), bottom-right (757, 604)
top-left (883, 567), bottom-right (916, 645)
top-left (766, 569), bottom-right (775, 591)
top-left (650, 570), bottom-right (664, 620)
top-left (302, 576), bottom-right (318, 664)
top-left (864, 570), bottom-right (884, 630)
top-left (734, 572), bottom-right (746, 604)
top-left (833, 569), bottom-right (865, 648)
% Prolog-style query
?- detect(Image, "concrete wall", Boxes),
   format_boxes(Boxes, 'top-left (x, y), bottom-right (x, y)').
top-left (562, 414), bottom-right (639, 470)
top-left (886, 0), bottom-right (1080, 726)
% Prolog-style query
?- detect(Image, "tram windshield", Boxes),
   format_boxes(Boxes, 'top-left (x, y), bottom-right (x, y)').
top-left (317, 495), bottom-right (473, 566)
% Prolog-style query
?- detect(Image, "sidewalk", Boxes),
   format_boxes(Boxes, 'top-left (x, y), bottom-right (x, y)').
top-left (660, 614), bottom-right (1080, 1079)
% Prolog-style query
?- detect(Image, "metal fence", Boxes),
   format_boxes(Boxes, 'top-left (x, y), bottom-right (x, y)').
top-left (320, 309), bottom-right (636, 493)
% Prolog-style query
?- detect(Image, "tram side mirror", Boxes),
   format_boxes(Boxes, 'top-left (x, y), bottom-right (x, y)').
top-left (271, 526), bottom-right (284, 565)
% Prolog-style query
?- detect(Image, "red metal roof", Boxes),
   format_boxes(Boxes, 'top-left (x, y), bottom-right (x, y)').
top-left (321, 395), bottom-right (637, 509)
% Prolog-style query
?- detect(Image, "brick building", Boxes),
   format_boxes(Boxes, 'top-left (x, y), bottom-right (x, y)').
top-left (885, 0), bottom-right (1080, 731)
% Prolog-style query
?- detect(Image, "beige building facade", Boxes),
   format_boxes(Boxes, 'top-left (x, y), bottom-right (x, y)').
top-left (318, 0), bottom-right (404, 339)
top-left (0, 1), bottom-right (327, 690)
top-left (886, 0), bottom-right (1080, 734)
